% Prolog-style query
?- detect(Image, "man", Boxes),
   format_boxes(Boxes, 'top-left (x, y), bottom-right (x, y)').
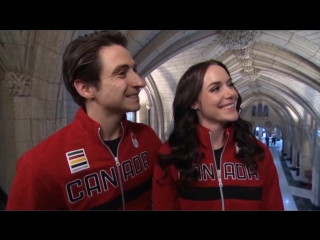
top-left (272, 133), bottom-right (276, 145)
top-left (6, 30), bottom-right (162, 210)
top-left (265, 133), bottom-right (269, 148)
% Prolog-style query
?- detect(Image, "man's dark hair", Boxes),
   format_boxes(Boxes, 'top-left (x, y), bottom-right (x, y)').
top-left (62, 30), bottom-right (127, 106)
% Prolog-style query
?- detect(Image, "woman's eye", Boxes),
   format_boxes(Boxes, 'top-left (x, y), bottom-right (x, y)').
top-left (211, 87), bottom-right (219, 92)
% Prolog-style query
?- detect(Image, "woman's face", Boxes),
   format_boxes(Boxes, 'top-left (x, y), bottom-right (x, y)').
top-left (192, 64), bottom-right (239, 128)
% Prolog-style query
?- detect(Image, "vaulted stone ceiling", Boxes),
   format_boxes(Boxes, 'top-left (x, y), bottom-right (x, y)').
top-left (6, 30), bottom-right (318, 130)
top-left (82, 30), bottom-right (318, 129)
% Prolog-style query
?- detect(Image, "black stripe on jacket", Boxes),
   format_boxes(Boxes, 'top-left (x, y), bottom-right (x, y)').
top-left (177, 185), bottom-right (263, 201)
top-left (89, 177), bottom-right (152, 210)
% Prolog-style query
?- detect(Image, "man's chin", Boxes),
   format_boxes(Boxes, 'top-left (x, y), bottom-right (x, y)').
top-left (126, 105), bottom-right (141, 112)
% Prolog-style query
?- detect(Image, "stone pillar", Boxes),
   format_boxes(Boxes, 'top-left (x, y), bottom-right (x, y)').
top-left (292, 126), bottom-right (301, 167)
top-left (0, 30), bottom-right (72, 194)
top-left (296, 151), bottom-right (300, 177)
top-left (258, 127), bottom-right (263, 141)
top-left (146, 101), bottom-right (152, 126)
top-left (284, 123), bottom-right (293, 157)
top-left (298, 125), bottom-right (312, 183)
top-left (137, 103), bottom-right (147, 124)
top-left (3, 72), bottom-right (33, 193)
top-left (133, 112), bottom-right (137, 122)
top-left (5, 72), bottom-right (33, 157)
top-left (0, 76), bottom-right (16, 194)
top-left (311, 149), bottom-right (320, 210)
top-left (291, 145), bottom-right (296, 167)
top-left (276, 127), bottom-right (281, 140)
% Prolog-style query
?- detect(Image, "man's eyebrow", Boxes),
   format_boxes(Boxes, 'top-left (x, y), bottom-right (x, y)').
top-left (111, 63), bottom-right (138, 75)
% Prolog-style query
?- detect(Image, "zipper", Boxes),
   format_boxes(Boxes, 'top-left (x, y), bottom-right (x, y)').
top-left (209, 132), bottom-right (229, 211)
top-left (98, 124), bottom-right (125, 210)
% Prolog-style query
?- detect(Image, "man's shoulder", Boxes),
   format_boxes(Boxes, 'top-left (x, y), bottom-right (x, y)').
top-left (127, 122), bottom-right (163, 147)
top-left (128, 121), bottom-right (155, 133)
top-left (19, 124), bottom-right (74, 162)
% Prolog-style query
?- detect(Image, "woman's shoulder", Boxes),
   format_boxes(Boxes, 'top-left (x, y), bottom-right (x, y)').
top-left (158, 141), bottom-right (172, 155)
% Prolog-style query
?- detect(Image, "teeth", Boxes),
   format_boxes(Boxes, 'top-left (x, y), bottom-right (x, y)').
top-left (221, 104), bottom-right (234, 110)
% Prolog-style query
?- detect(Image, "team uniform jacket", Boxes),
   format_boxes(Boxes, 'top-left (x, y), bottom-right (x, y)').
top-left (152, 124), bottom-right (284, 210)
top-left (6, 107), bottom-right (162, 210)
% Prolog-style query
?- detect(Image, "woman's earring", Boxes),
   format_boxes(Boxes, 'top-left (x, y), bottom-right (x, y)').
top-left (191, 105), bottom-right (198, 110)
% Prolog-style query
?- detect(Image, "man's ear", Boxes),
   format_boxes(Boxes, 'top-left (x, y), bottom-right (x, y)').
top-left (74, 79), bottom-right (95, 99)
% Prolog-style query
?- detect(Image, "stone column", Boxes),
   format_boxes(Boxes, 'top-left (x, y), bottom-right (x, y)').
top-left (136, 103), bottom-right (146, 124)
top-left (276, 128), bottom-right (281, 139)
top-left (298, 125), bottom-right (312, 183)
top-left (0, 76), bottom-right (16, 194)
top-left (284, 123), bottom-right (293, 157)
top-left (291, 145), bottom-right (296, 167)
top-left (258, 127), bottom-right (263, 141)
top-left (311, 145), bottom-right (320, 210)
top-left (4, 71), bottom-right (33, 193)
top-left (146, 101), bottom-right (152, 126)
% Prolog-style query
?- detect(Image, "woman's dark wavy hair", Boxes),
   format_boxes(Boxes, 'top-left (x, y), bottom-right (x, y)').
top-left (157, 60), bottom-right (265, 186)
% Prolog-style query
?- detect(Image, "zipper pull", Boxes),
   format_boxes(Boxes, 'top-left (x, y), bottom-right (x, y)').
top-left (218, 178), bottom-right (223, 187)
top-left (217, 170), bottom-right (223, 187)
top-left (115, 157), bottom-right (120, 166)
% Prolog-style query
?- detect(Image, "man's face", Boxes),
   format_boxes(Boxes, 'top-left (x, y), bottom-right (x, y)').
top-left (91, 45), bottom-right (146, 114)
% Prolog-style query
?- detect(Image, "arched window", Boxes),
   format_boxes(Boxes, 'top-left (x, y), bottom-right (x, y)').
top-left (252, 106), bottom-right (256, 116)
top-left (263, 105), bottom-right (268, 116)
top-left (257, 103), bottom-right (262, 116)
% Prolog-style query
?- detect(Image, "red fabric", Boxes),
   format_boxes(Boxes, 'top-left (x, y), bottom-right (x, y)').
top-left (152, 125), bottom-right (284, 210)
top-left (6, 107), bottom-right (162, 210)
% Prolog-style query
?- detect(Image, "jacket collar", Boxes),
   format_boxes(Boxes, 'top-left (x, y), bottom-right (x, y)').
top-left (196, 123), bottom-right (235, 150)
top-left (72, 107), bottom-right (129, 145)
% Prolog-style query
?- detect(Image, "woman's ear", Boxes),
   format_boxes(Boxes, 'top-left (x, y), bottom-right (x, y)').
top-left (191, 103), bottom-right (198, 110)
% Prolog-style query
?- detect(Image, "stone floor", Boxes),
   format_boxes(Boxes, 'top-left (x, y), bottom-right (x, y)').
top-left (267, 139), bottom-right (313, 211)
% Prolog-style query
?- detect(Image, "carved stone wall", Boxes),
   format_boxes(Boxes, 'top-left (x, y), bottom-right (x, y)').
top-left (5, 72), bottom-right (30, 97)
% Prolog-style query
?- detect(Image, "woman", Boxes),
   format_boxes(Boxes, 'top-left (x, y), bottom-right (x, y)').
top-left (152, 60), bottom-right (284, 210)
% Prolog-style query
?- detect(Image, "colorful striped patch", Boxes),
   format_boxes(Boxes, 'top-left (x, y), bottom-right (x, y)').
top-left (66, 148), bottom-right (90, 174)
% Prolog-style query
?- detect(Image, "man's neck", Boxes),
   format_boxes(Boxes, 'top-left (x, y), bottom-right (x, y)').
top-left (85, 104), bottom-right (124, 141)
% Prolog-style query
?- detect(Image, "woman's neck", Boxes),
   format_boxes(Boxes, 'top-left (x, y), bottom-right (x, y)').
top-left (210, 129), bottom-right (226, 150)
top-left (200, 121), bottom-right (227, 150)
